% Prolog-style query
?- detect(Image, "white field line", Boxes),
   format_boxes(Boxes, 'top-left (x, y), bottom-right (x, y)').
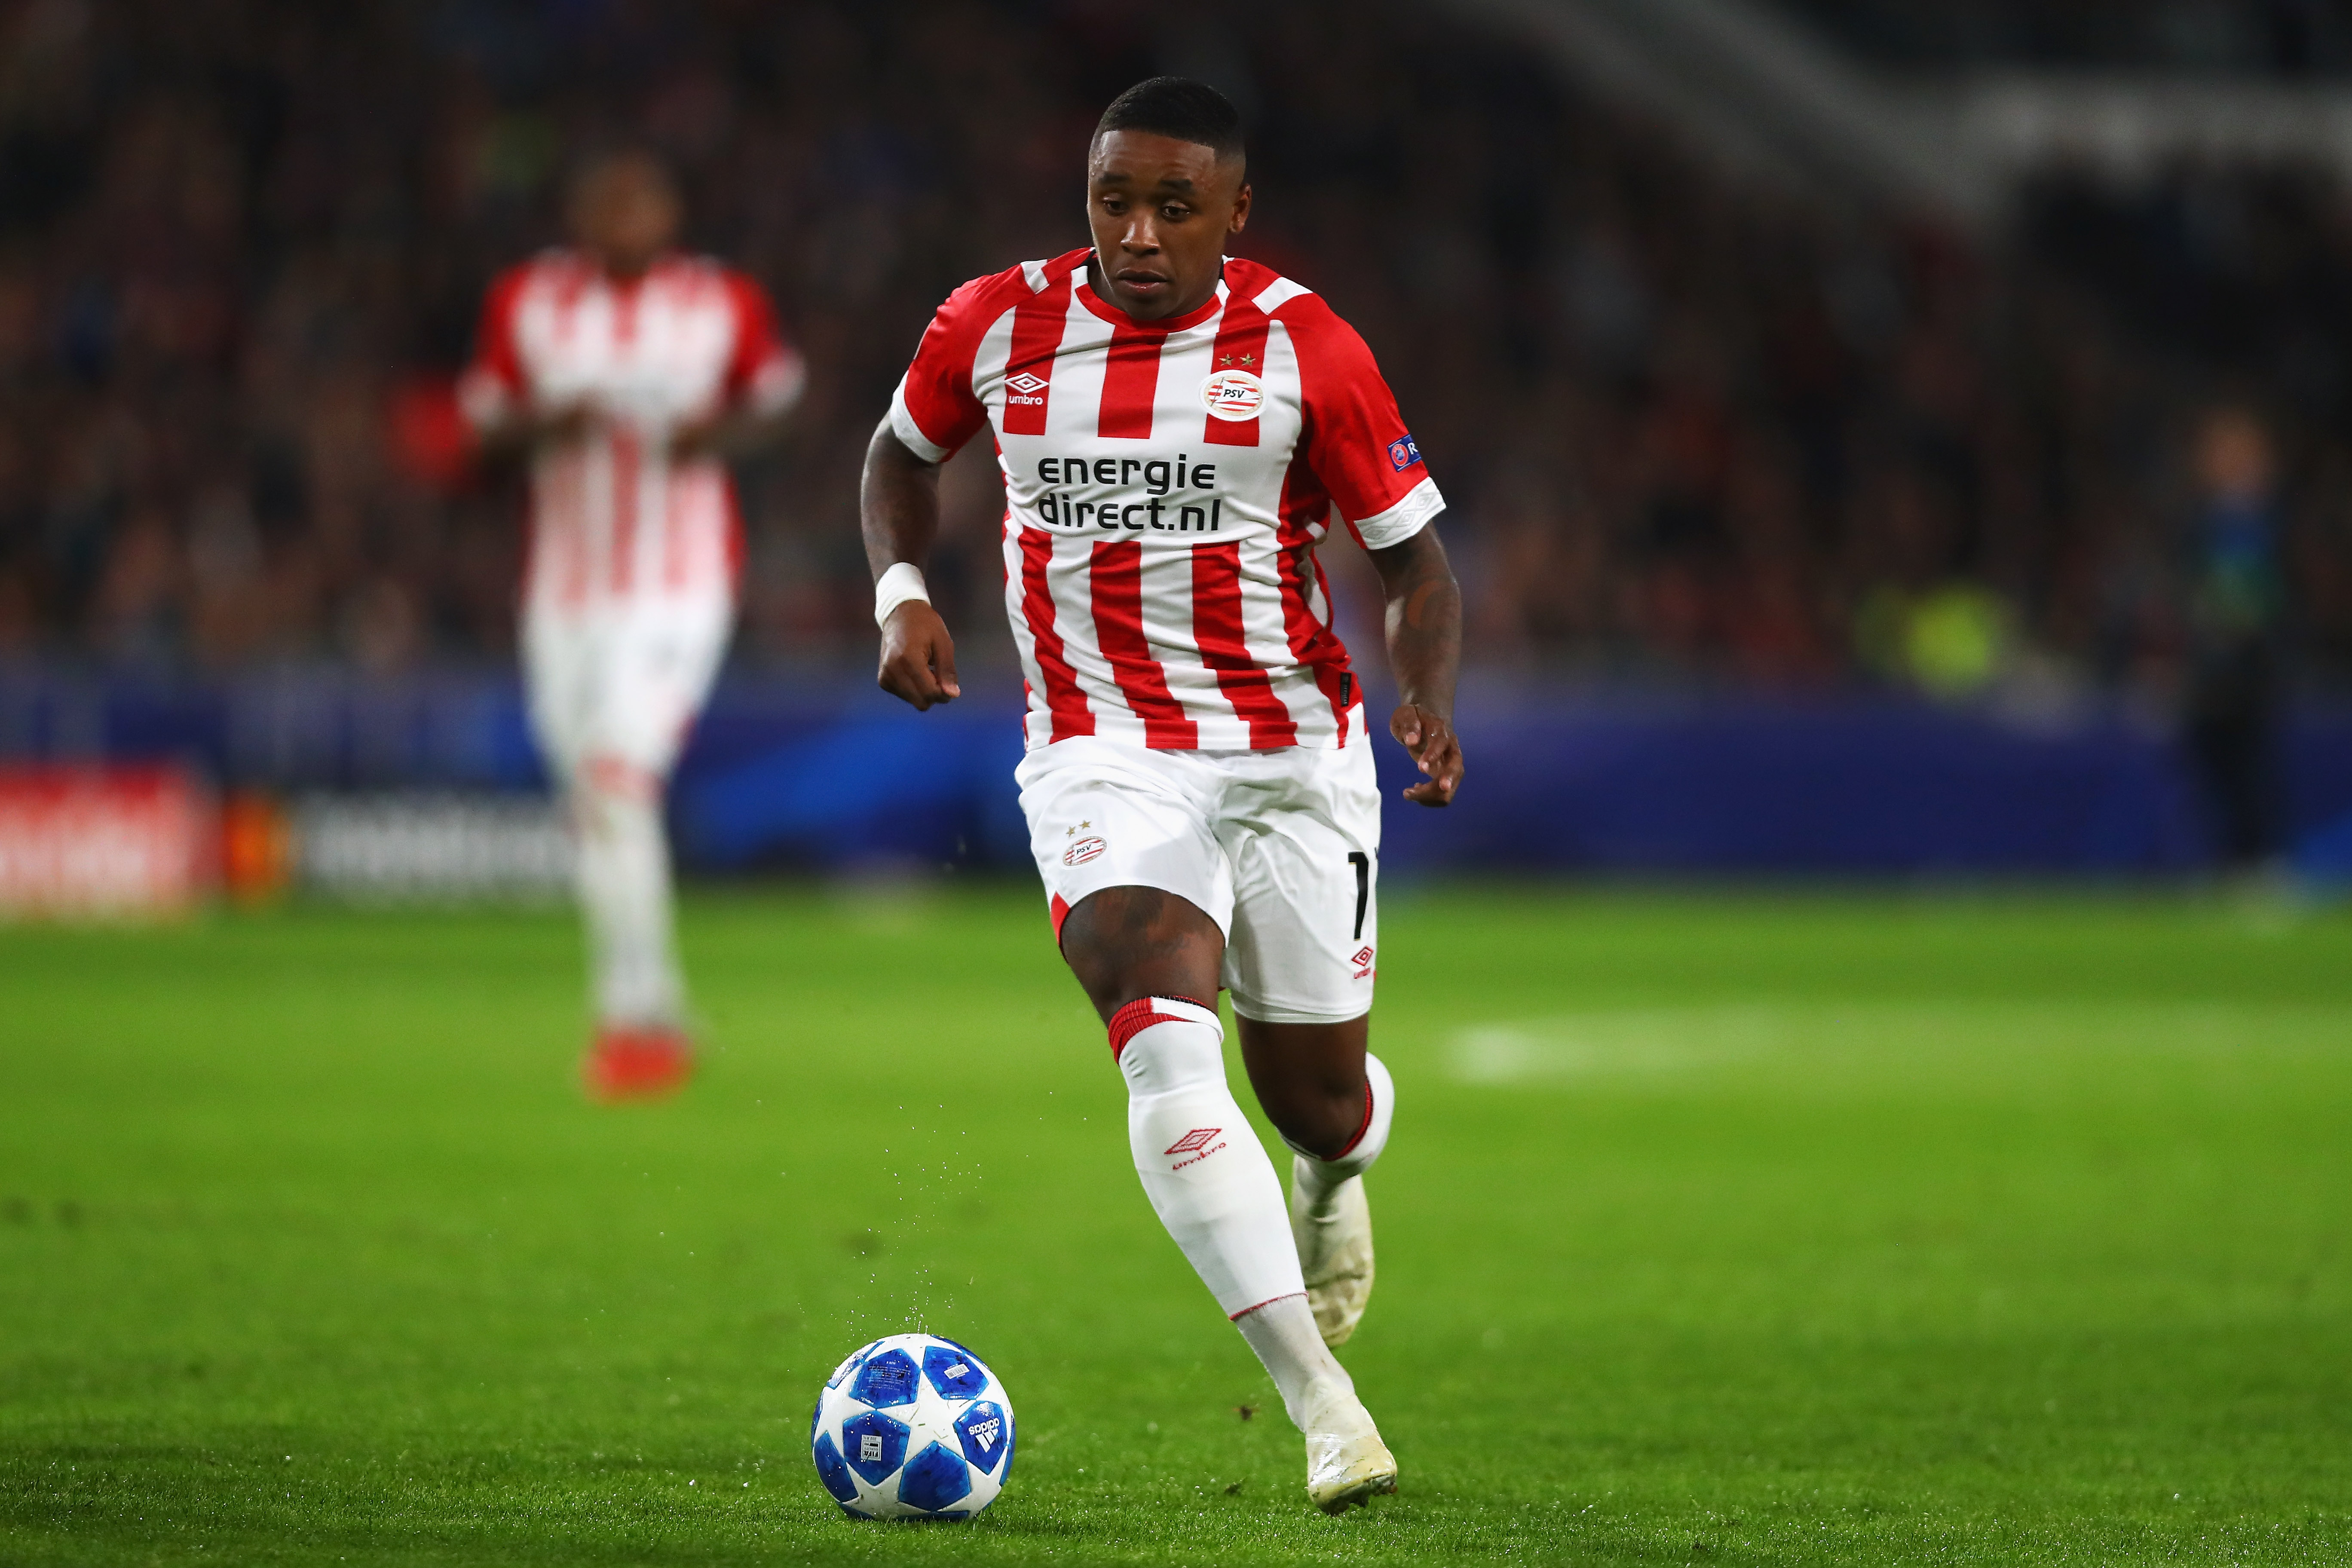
top-left (1446, 1001), bottom-right (2350, 1084)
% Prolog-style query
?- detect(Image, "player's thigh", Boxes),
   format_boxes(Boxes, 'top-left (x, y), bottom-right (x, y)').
top-left (1015, 738), bottom-right (1233, 949)
top-left (586, 594), bottom-right (733, 779)
top-left (1219, 742), bottom-right (1380, 1026)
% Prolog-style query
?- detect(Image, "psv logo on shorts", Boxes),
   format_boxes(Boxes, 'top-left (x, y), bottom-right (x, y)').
top-left (1063, 836), bottom-right (1107, 867)
top-left (1200, 369), bottom-right (1264, 421)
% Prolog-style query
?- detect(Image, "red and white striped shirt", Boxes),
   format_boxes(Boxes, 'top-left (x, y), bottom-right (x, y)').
top-left (460, 250), bottom-right (803, 613)
top-left (891, 248), bottom-right (1442, 751)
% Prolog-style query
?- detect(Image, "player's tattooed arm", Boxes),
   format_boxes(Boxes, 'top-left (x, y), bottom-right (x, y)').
top-left (1367, 524), bottom-right (1464, 806)
top-left (861, 418), bottom-right (961, 710)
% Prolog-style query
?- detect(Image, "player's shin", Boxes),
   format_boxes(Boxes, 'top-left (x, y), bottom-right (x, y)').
top-left (1112, 997), bottom-right (1304, 1316)
top-left (572, 774), bottom-right (684, 1028)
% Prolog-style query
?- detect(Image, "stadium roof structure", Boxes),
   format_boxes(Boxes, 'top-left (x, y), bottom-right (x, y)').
top-left (1442, 0), bottom-right (2352, 227)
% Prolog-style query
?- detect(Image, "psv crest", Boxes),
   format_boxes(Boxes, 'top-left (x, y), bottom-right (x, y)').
top-left (1200, 368), bottom-right (1264, 421)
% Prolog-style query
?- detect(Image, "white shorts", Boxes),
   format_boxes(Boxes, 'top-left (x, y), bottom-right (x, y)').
top-left (522, 594), bottom-right (732, 784)
top-left (1017, 732), bottom-right (1381, 1026)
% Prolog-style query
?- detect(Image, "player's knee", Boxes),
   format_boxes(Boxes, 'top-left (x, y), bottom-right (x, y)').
top-left (570, 754), bottom-right (660, 838)
top-left (1266, 1088), bottom-right (1363, 1160)
top-left (1283, 1052), bottom-right (1392, 1170)
top-left (1107, 995), bottom-right (1224, 1098)
top-left (579, 753), bottom-right (657, 801)
top-left (1258, 1059), bottom-right (1372, 1159)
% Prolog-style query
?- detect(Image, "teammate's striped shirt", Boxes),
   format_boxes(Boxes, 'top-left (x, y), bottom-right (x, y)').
top-left (891, 248), bottom-right (1442, 751)
top-left (460, 250), bottom-right (803, 612)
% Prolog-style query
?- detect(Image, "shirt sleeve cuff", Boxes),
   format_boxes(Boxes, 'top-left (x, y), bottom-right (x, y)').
top-left (1350, 476), bottom-right (1444, 550)
top-left (889, 379), bottom-right (954, 464)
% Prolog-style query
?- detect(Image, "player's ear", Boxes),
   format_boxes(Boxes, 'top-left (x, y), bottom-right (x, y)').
top-left (1229, 182), bottom-right (1252, 234)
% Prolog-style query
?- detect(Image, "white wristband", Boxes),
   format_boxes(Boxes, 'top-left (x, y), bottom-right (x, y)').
top-left (873, 561), bottom-right (931, 630)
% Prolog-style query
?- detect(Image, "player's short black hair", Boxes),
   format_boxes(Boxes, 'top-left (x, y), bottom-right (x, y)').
top-left (1094, 77), bottom-right (1246, 165)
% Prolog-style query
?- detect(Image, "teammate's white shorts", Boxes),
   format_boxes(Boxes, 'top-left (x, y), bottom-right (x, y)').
top-left (522, 594), bottom-right (732, 784)
top-left (1017, 732), bottom-right (1381, 1026)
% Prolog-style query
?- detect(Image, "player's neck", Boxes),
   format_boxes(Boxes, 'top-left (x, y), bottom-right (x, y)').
top-left (1084, 256), bottom-right (1222, 328)
top-left (589, 250), bottom-right (668, 286)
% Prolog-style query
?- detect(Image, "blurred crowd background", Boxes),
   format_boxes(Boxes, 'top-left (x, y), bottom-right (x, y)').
top-left (1, 0), bottom-right (2349, 704)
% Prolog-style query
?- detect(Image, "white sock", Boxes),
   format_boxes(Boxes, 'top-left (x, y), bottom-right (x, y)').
top-left (1234, 1292), bottom-right (1354, 1430)
top-left (570, 766), bottom-right (684, 1029)
top-left (1288, 1052), bottom-right (1395, 1213)
top-left (1112, 996), bottom-right (1305, 1318)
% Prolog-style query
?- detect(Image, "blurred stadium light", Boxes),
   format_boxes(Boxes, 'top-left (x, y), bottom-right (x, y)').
top-left (1452, 0), bottom-right (2352, 220)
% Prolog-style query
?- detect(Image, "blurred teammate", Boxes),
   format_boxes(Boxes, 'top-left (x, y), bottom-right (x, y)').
top-left (861, 80), bottom-right (1463, 1510)
top-left (462, 150), bottom-right (803, 1099)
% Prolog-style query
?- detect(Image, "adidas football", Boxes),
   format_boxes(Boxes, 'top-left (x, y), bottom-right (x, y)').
top-left (809, 1332), bottom-right (1015, 1519)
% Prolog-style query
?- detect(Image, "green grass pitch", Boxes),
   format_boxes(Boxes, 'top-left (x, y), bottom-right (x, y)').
top-left (3, 883), bottom-right (2349, 1565)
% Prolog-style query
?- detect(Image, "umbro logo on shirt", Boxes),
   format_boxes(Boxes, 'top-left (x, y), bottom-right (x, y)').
top-left (1006, 371), bottom-right (1048, 405)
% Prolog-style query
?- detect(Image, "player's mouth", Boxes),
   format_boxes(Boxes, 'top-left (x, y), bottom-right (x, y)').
top-left (1115, 269), bottom-right (1173, 297)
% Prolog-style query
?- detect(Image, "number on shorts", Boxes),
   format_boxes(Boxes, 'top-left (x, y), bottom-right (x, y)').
top-left (1347, 851), bottom-right (1369, 941)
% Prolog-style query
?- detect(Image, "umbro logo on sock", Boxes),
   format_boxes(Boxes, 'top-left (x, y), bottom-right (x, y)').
top-left (1165, 1127), bottom-right (1229, 1170)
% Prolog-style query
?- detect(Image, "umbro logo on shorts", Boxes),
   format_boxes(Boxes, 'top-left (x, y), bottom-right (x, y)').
top-left (1351, 945), bottom-right (1376, 979)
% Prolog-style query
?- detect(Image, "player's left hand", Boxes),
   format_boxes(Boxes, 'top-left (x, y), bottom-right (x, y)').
top-left (1390, 704), bottom-right (1462, 806)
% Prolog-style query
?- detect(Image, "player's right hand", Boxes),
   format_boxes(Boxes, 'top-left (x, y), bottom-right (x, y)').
top-left (878, 601), bottom-right (961, 710)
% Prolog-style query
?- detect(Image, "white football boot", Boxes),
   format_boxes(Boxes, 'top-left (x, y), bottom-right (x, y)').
top-left (1290, 1159), bottom-right (1375, 1346)
top-left (1302, 1379), bottom-right (1398, 1513)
